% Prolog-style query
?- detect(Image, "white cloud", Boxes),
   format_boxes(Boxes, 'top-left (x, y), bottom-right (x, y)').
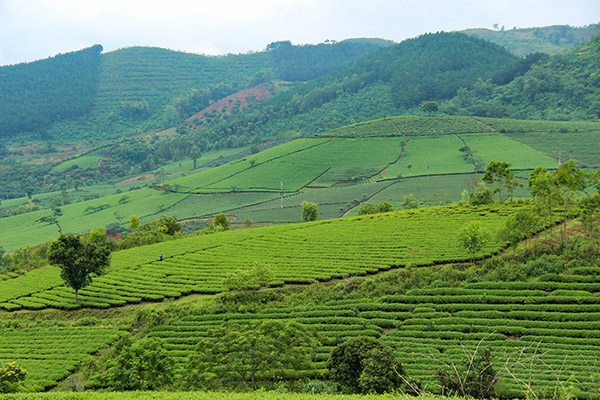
top-left (1, 0), bottom-right (599, 65)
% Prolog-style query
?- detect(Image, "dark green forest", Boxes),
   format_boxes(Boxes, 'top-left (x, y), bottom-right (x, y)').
top-left (0, 45), bottom-right (102, 136)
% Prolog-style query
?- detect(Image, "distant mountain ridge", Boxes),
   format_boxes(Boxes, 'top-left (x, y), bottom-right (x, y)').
top-left (463, 23), bottom-right (600, 57)
top-left (0, 39), bottom-right (391, 138)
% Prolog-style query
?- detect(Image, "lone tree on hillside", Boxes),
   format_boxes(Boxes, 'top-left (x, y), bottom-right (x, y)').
top-left (48, 234), bottom-right (111, 303)
top-left (482, 161), bottom-right (522, 203)
top-left (301, 201), bottom-right (319, 222)
top-left (458, 221), bottom-right (490, 264)
top-left (421, 101), bottom-right (439, 116)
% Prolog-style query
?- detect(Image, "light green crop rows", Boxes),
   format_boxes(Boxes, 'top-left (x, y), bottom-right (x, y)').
top-left (322, 116), bottom-right (492, 138)
top-left (0, 326), bottom-right (127, 391)
top-left (0, 210), bottom-right (60, 251)
top-left (147, 264), bottom-right (600, 398)
top-left (0, 205), bottom-right (513, 311)
top-left (0, 391), bottom-right (445, 400)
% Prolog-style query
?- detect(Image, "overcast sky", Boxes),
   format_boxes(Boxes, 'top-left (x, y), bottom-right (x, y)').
top-left (1, 0), bottom-right (599, 66)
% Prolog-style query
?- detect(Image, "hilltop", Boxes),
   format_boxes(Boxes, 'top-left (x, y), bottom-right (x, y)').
top-left (2, 29), bottom-right (600, 203)
top-left (2, 115), bottom-right (598, 252)
top-left (463, 23), bottom-right (600, 56)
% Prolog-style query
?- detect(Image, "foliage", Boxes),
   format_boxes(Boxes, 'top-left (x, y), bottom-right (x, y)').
top-left (435, 344), bottom-right (499, 398)
top-left (209, 212), bottom-right (230, 232)
top-left (105, 338), bottom-right (175, 390)
top-left (402, 195), bottom-right (419, 210)
top-left (445, 33), bottom-right (600, 121)
top-left (0, 45), bottom-right (102, 136)
top-left (458, 221), bottom-right (490, 263)
top-left (0, 361), bottom-right (27, 393)
top-left (47, 234), bottom-right (110, 303)
top-left (421, 101), bottom-right (439, 116)
top-left (497, 209), bottom-right (542, 245)
top-left (222, 262), bottom-right (274, 291)
top-left (184, 320), bottom-right (317, 390)
top-left (469, 183), bottom-right (494, 206)
top-left (328, 336), bottom-right (403, 394)
top-left (482, 161), bottom-right (520, 203)
top-left (357, 202), bottom-right (393, 215)
top-left (302, 201), bottom-right (319, 222)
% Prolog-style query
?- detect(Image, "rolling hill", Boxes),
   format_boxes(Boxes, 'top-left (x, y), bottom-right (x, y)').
top-left (463, 23), bottom-right (600, 57)
top-left (1, 115), bottom-right (598, 252)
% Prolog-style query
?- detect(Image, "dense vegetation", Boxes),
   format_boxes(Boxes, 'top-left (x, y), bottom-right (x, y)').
top-left (445, 33), bottom-right (600, 120)
top-left (463, 23), bottom-right (600, 57)
top-left (0, 45), bottom-right (102, 137)
top-left (3, 115), bottom-right (587, 251)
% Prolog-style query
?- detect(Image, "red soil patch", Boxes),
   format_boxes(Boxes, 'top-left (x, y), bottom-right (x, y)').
top-left (185, 83), bottom-right (272, 125)
top-left (118, 173), bottom-right (155, 184)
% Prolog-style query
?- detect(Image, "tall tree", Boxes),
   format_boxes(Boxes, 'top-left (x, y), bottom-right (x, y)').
top-left (482, 161), bottom-right (519, 203)
top-left (48, 234), bottom-right (110, 303)
top-left (552, 160), bottom-right (588, 248)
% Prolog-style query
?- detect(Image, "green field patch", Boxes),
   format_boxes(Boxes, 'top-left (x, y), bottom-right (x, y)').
top-left (57, 188), bottom-right (188, 233)
top-left (232, 181), bottom-right (394, 223)
top-left (478, 117), bottom-right (600, 134)
top-left (385, 136), bottom-right (474, 179)
top-left (459, 133), bottom-right (558, 171)
top-left (163, 192), bottom-right (280, 220)
top-left (505, 131), bottom-right (600, 168)
top-left (3, 205), bottom-right (514, 311)
top-left (0, 326), bottom-right (127, 390)
top-left (169, 139), bottom-right (329, 192)
top-left (51, 156), bottom-right (103, 173)
top-left (0, 210), bottom-right (60, 251)
top-left (202, 138), bottom-right (401, 192)
top-left (322, 115), bottom-right (492, 138)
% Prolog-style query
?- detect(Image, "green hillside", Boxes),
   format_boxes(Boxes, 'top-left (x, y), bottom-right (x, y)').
top-left (445, 33), bottom-right (600, 121)
top-left (2, 115), bottom-right (596, 251)
top-left (463, 23), bottom-right (600, 57)
top-left (0, 39), bottom-right (389, 140)
top-left (0, 45), bottom-right (102, 136)
top-left (1, 199), bottom-right (599, 396)
top-left (187, 32), bottom-right (521, 147)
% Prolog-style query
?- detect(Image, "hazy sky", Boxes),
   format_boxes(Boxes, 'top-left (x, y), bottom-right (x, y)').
top-left (1, 0), bottom-right (599, 66)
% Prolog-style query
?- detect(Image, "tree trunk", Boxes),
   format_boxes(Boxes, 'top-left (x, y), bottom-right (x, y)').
top-left (564, 197), bottom-right (568, 252)
top-left (75, 289), bottom-right (78, 304)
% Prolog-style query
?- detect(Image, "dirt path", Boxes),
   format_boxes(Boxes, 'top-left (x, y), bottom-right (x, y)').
top-left (474, 119), bottom-right (499, 134)
top-left (388, 119), bottom-right (411, 142)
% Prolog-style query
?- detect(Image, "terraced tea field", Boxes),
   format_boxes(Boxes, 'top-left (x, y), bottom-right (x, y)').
top-left (1, 115), bottom-right (597, 251)
top-left (147, 265), bottom-right (600, 398)
top-left (0, 205), bottom-right (515, 311)
top-left (0, 326), bottom-right (127, 390)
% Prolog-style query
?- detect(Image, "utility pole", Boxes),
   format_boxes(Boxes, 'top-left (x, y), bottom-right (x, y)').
top-left (427, 160), bottom-right (430, 181)
top-left (280, 181), bottom-right (283, 209)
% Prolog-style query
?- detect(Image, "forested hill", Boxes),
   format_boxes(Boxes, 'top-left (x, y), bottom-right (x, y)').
top-left (184, 32), bottom-right (523, 148)
top-left (0, 39), bottom-right (391, 139)
top-left (0, 45), bottom-right (102, 136)
top-left (444, 32), bottom-right (600, 120)
top-left (463, 23), bottom-right (600, 57)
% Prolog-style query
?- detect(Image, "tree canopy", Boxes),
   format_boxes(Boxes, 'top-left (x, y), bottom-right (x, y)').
top-left (48, 234), bottom-right (111, 303)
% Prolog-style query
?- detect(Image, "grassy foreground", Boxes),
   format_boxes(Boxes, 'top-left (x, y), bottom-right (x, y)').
top-left (0, 392), bottom-right (448, 400)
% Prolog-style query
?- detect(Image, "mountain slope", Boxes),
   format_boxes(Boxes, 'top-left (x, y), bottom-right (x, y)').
top-left (445, 33), bottom-right (600, 120)
top-left (0, 45), bottom-right (103, 136)
top-left (463, 23), bottom-right (600, 57)
top-left (0, 40), bottom-right (390, 139)
top-left (185, 32), bottom-right (521, 148)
